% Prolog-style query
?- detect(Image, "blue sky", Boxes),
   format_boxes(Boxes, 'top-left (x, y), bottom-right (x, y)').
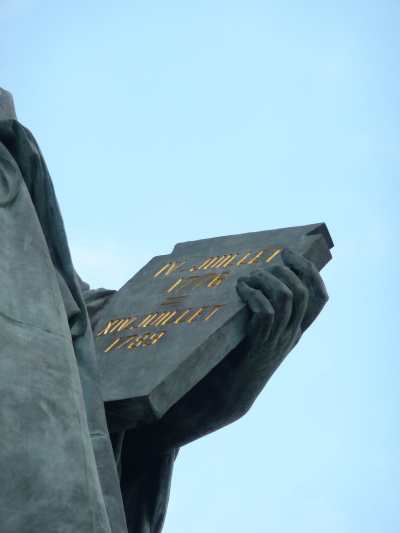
top-left (1, 1), bottom-right (399, 532)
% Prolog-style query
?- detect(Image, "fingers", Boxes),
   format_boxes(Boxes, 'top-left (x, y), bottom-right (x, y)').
top-left (237, 271), bottom-right (293, 343)
top-left (236, 247), bottom-right (329, 351)
top-left (282, 248), bottom-right (329, 331)
top-left (268, 264), bottom-right (309, 336)
top-left (236, 280), bottom-right (275, 343)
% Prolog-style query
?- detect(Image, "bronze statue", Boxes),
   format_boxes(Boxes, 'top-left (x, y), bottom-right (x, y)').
top-left (0, 87), bottom-right (330, 533)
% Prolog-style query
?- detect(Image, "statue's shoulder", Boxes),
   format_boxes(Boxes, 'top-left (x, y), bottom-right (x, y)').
top-left (0, 87), bottom-right (17, 121)
top-left (0, 88), bottom-right (21, 205)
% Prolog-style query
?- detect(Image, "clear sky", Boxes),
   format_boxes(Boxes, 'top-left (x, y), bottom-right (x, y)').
top-left (1, 1), bottom-right (399, 532)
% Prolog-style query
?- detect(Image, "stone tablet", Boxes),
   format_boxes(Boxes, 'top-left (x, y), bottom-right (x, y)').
top-left (94, 222), bottom-right (333, 426)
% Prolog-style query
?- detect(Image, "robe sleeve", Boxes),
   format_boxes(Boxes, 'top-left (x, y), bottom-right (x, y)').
top-left (74, 272), bottom-right (117, 323)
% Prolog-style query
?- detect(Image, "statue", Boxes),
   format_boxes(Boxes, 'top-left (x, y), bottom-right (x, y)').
top-left (0, 87), bottom-right (331, 533)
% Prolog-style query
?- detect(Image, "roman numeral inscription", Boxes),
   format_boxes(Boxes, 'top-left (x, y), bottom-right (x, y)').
top-left (97, 304), bottom-right (225, 353)
top-left (154, 248), bottom-right (282, 278)
top-left (97, 247), bottom-right (283, 354)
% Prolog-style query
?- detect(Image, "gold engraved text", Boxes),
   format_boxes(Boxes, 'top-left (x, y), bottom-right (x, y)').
top-left (154, 261), bottom-right (186, 278)
top-left (173, 309), bottom-right (192, 324)
top-left (96, 317), bottom-right (137, 336)
top-left (266, 248), bottom-right (282, 262)
top-left (186, 307), bottom-right (205, 324)
top-left (138, 313), bottom-right (159, 327)
top-left (166, 271), bottom-right (230, 294)
top-left (104, 331), bottom-right (166, 353)
top-left (204, 304), bottom-right (224, 321)
top-left (155, 247), bottom-right (282, 277)
top-left (151, 311), bottom-right (177, 327)
top-left (98, 304), bottom-right (226, 347)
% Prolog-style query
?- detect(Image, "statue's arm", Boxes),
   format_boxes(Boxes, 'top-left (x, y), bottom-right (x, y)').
top-left (74, 272), bottom-right (267, 449)
top-left (74, 271), bottom-right (238, 448)
top-left (138, 249), bottom-right (329, 451)
top-left (75, 272), bottom-right (117, 322)
top-left (75, 249), bottom-right (328, 453)
top-left (135, 335), bottom-right (280, 452)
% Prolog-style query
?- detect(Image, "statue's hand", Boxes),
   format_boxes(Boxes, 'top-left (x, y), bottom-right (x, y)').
top-left (144, 249), bottom-right (329, 450)
top-left (236, 248), bottom-right (329, 373)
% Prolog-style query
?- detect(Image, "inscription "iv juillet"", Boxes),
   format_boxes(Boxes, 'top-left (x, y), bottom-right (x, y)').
top-left (154, 248), bottom-right (282, 278)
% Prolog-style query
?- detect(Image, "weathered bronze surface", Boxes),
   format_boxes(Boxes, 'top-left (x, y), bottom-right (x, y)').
top-left (0, 87), bottom-right (333, 533)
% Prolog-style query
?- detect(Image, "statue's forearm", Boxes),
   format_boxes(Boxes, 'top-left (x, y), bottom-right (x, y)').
top-left (79, 279), bottom-right (294, 451)
top-left (150, 339), bottom-right (283, 451)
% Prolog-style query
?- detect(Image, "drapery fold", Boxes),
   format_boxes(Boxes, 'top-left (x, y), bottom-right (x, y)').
top-left (0, 118), bottom-right (127, 533)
